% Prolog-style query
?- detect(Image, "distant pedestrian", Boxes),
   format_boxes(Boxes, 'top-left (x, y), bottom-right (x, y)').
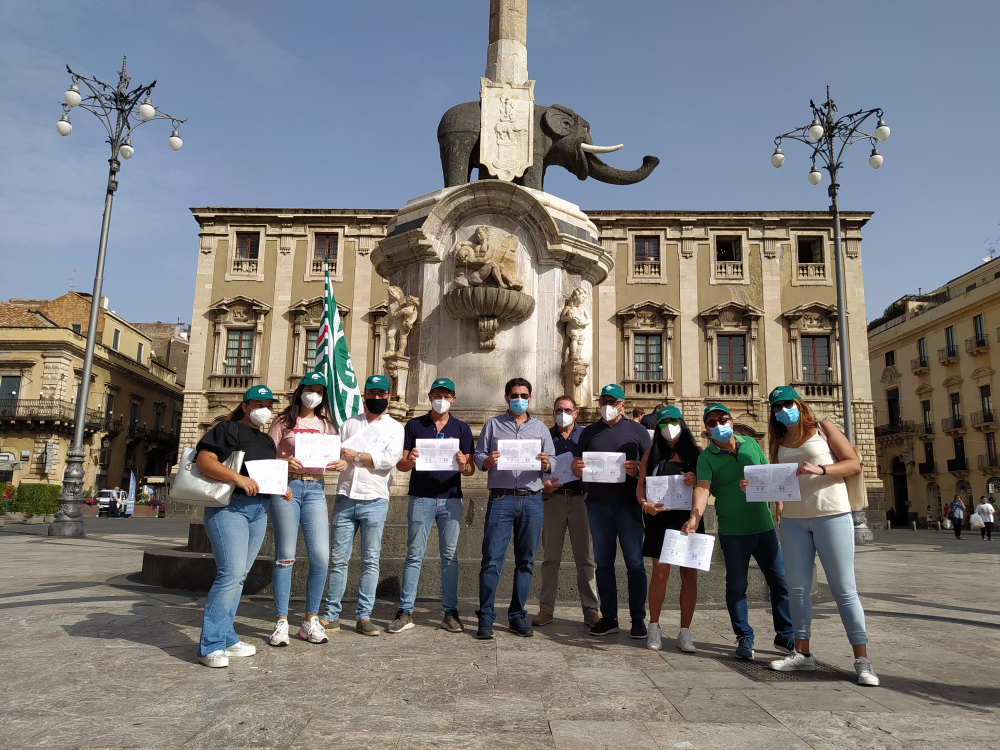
top-left (632, 407), bottom-right (645, 423)
top-left (108, 486), bottom-right (121, 518)
top-left (885, 507), bottom-right (895, 526)
top-left (926, 506), bottom-right (933, 526)
top-left (641, 405), bottom-right (665, 431)
top-left (948, 495), bottom-right (966, 539)
top-left (975, 496), bottom-right (995, 541)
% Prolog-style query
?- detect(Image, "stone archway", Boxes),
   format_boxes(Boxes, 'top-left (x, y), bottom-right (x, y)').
top-left (890, 456), bottom-right (909, 526)
top-left (925, 482), bottom-right (941, 522)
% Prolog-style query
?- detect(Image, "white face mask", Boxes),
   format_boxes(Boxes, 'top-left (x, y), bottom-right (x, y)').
top-left (661, 423), bottom-right (682, 441)
top-left (554, 412), bottom-right (575, 428)
top-left (431, 398), bottom-right (451, 414)
top-left (248, 407), bottom-right (271, 427)
top-left (600, 404), bottom-right (619, 422)
top-left (301, 392), bottom-right (323, 409)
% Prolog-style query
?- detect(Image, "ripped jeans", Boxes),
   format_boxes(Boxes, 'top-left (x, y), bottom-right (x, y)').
top-left (269, 478), bottom-right (330, 617)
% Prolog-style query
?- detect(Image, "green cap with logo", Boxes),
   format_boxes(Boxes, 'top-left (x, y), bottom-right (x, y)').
top-left (768, 385), bottom-right (801, 406)
top-left (430, 377), bottom-right (456, 394)
top-left (600, 383), bottom-right (626, 400)
top-left (243, 384), bottom-right (277, 403)
top-left (655, 405), bottom-right (683, 424)
top-left (300, 371), bottom-right (327, 388)
top-left (365, 374), bottom-right (391, 392)
top-left (702, 402), bottom-right (731, 422)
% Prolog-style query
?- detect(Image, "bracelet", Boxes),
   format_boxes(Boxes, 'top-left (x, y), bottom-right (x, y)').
top-left (821, 465), bottom-right (827, 475)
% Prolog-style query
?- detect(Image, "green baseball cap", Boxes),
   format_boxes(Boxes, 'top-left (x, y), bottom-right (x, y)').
top-left (300, 372), bottom-right (327, 388)
top-left (365, 374), bottom-right (391, 392)
top-left (703, 402), bottom-right (731, 422)
top-left (243, 384), bottom-right (276, 403)
top-left (768, 385), bottom-right (801, 406)
top-left (655, 405), bottom-right (683, 424)
top-left (600, 383), bottom-right (626, 400)
top-left (430, 377), bottom-right (456, 394)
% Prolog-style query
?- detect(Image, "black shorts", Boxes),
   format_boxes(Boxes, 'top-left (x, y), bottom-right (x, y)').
top-left (641, 509), bottom-right (705, 559)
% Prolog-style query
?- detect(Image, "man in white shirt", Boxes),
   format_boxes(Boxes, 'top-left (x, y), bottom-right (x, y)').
top-left (320, 375), bottom-right (404, 636)
top-left (975, 496), bottom-right (995, 541)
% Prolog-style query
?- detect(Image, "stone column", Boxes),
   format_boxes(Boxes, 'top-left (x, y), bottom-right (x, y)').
top-left (486, 0), bottom-right (528, 84)
top-left (265, 222), bottom-right (296, 394)
top-left (349, 235), bottom-right (376, 379)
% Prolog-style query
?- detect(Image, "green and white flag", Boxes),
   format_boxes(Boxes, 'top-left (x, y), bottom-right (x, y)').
top-left (315, 262), bottom-right (362, 427)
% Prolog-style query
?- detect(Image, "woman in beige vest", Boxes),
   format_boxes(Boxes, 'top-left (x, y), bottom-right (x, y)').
top-left (765, 386), bottom-right (879, 687)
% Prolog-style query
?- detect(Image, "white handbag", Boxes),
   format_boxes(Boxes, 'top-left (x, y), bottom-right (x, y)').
top-left (169, 446), bottom-right (245, 507)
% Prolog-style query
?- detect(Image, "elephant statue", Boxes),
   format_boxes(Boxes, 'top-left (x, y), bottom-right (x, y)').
top-left (438, 102), bottom-right (660, 191)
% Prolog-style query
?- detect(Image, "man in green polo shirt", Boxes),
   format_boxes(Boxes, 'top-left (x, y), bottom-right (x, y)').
top-left (682, 403), bottom-right (793, 660)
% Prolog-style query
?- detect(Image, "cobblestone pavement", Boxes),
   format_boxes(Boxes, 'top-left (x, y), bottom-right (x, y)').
top-left (1, 519), bottom-right (998, 749)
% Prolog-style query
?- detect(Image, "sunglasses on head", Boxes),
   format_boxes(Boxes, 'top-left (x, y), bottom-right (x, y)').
top-left (771, 400), bottom-right (795, 413)
top-left (705, 416), bottom-right (731, 428)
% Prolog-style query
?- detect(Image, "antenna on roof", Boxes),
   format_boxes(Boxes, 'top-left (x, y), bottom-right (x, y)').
top-left (983, 238), bottom-right (998, 264)
top-left (65, 268), bottom-right (83, 291)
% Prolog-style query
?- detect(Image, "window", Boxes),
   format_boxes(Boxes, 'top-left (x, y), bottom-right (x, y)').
top-left (916, 337), bottom-right (927, 366)
top-left (802, 335), bottom-right (831, 382)
top-left (886, 388), bottom-right (900, 425)
top-left (797, 236), bottom-right (823, 264)
top-left (233, 232), bottom-right (260, 274)
top-left (717, 335), bottom-right (746, 382)
top-left (137, 342), bottom-right (144, 363)
top-left (716, 237), bottom-right (741, 263)
top-left (974, 314), bottom-right (986, 346)
top-left (129, 402), bottom-right (139, 430)
top-left (945, 326), bottom-right (956, 349)
top-left (104, 393), bottom-right (115, 416)
top-left (950, 391), bottom-right (962, 421)
top-left (885, 350), bottom-right (895, 368)
top-left (632, 236), bottom-right (660, 278)
top-left (313, 233), bottom-right (339, 275)
top-left (634, 334), bottom-right (662, 381)
top-left (966, 283), bottom-right (977, 293)
top-left (921, 399), bottom-right (932, 428)
top-left (981, 385), bottom-right (993, 420)
top-left (0, 376), bottom-right (20, 417)
top-left (954, 436), bottom-right (966, 461)
top-left (71, 323), bottom-right (81, 333)
top-left (924, 441), bottom-right (934, 465)
top-left (112, 328), bottom-right (121, 351)
top-left (988, 433), bottom-right (998, 462)
top-left (225, 330), bottom-right (254, 375)
top-left (305, 329), bottom-right (319, 371)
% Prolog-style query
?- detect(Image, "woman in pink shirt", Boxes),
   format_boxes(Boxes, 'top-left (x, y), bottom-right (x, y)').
top-left (266, 372), bottom-right (337, 647)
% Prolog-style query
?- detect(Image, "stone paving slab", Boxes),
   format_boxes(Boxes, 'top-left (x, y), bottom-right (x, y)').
top-left (0, 519), bottom-right (998, 749)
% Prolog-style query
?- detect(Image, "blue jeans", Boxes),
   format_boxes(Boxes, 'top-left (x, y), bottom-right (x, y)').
top-left (198, 495), bottom-right (271, 657)
top-left (399, 495), bottom-right (463, 613)
top-left (718, 529), bottom-right (793, 642)
top-left (586, 502), bottom-right (647, 623)
top-left (475, 492), bottom-right (543, 626)
top-left (320, 495), bottom-right (389, 622)
top-left (269, 478), bottom-right (330, 617)
top-left (780, 513), bottom-right (868, 645)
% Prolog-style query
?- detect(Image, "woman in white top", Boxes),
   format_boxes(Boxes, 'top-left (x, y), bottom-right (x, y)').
top-left (765, 386), bottom-right (879, 687)
top-left (975, 496), bottom-right (995, 541)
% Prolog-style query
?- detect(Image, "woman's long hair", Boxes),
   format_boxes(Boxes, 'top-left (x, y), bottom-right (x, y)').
top-left (227, 403), bottom-right (247, 422)
top-left (280, 383), bottom-right (333, 430)
top-left (767, 398), bottom-right (819, 463)
top-left (647, 419), bottom-right (702, 473)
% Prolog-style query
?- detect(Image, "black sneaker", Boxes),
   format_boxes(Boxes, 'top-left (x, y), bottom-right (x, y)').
top-left (509, 616), bottom-right (534, 637)
top-left (589, 617), bottom-right (620, 636)
top-left (441, 609), bottom-right (463, 633)
top-left (386, 609), bottom-right (414, 634)
top-left (476, 620), bottom-right (494, 640)
top-left (773, 635), bottom-right (795, 654)
top-left (630, 620), bottom-right (647, 639)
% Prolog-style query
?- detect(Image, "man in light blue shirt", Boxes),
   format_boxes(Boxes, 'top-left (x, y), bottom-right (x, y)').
top-left (473, 377), bottom-right (554, 640)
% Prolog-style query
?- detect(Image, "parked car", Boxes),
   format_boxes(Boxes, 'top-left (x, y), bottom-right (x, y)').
top-left (95, 489), bottom-right (119, 517)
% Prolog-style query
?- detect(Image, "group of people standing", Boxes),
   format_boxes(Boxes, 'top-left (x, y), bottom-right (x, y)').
top-left (189, 373), bottom-right (879, 687)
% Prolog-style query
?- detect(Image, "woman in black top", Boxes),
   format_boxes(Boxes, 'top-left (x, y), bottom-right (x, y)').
top-left (636, 406), bottom-right (703, 653)
top-left (194, 385), bottom-right (289, 668)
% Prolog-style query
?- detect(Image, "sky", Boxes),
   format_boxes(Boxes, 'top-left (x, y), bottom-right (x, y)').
top-left (2, 0), bottom-right (998, 327)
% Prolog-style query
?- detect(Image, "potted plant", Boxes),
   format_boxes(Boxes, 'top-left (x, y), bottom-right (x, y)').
top-left (6, 484), bottom-right (23, 523)
top-left (42, 485), bottom-right (61, 523)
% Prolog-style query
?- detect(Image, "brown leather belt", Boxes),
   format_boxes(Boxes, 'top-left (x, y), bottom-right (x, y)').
top-left (289, 473), bottom-right (323, 482)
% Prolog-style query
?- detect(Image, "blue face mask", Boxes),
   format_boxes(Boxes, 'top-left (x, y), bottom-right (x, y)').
top-left (775, 407), bottom-right (800, 426)
top-left (710, 423), bottom-right (734, 442)
top-left (508, 398), bottom-right (529, 415)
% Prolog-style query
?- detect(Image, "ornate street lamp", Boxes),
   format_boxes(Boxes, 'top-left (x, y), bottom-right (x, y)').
top-left (49, 56), bottom-right (186, 538)
top-left (771, 86), bottom-right (889, 543)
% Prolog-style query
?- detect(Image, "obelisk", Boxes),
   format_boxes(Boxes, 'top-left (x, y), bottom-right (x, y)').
top-left (480, 0), bottom-right (535, 182)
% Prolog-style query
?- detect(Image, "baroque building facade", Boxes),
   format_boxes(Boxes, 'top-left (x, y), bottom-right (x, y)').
top-left (868, 256), bottom-right (1000, 522)
top-left (181, 202), bottom-right (882, 525)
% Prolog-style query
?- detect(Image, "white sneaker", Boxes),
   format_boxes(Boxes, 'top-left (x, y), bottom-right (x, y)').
top-left (297, 616), bottom-right (329, 644)
top-left (224, 641), bottom-right (256, 658)
top-left (268, 619), bottom-right (290, 647)
top-left (198, 650), bottom-right (229, 668)
top-left (855, 657), bottom-right (880, 686)
top-left (676, 627), bottom-right (697, 654)
top-left (770, 651), bottom-right (815, 671)
top-left (646, 622), bottom-right (662, 651)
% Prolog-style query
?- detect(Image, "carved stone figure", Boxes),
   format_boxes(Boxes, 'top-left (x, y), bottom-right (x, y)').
top-left (561, 358), bottom-right (590, 410)
top-left (560, 287), bottom-right (590, 362)
top-left (480, 82), bottom-right (535, 181)
top-left (384, 286), bottom-right (420, 356)
top-left (438, 101), bottom-right (659, 191)
top-left (454, 226), bottom-right (523, 291)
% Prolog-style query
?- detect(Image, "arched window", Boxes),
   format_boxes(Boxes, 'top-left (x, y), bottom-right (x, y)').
top-left (988, 477), bottom-right (1000, 499)
top-left (925, 482), bottom-right (941, 516)
top-left (956, 480), bottom-right (973, 506)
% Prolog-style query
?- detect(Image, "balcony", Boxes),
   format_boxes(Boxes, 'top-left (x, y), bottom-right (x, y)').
top-left (874, 420), bottom-right (915, 441)
top-left (917, 460), bottom-right (937, 477)
top-left (231, 257), bottom-right (259, 275)
top-left (797, 263), bottom-right (826, 280)
top-left (910, 356), bottom-right (930, 374)
top-left (965, 334), bottom-right (990, 356)
top-left (310, 257), bottom-right (338, 275)
top-left (797, 382), bottom-right (840, 400)
top-left (624, 379), bottom-right (668, 397)
top-left (715, 261), bottom-right (744, 281)
top-left (915, 422), bottom-right (935, 440)
top-left (942, 415), bottom-right (966, 435)
top-left (937, 345), bottom-right (960, 365)
top-left (632, 261), bottom-right (661, 278)
top-left (102, 416), bottom-right (124, 435)
top-left (209, 374), bottom-right (261, 391)
top-left (977, 454), bottom-right (1000, 473)
top-left (947, 456), bottom-right (968, 474)
top-left (145, 427), bottom-right (180, 450)
top-left (971, 409), bottom-right (999, 430)
top-left (127, 424), bottom-right (145, 442)
top-left (0, 398), bottom-right (105, 434)
top-left (708, 381), bottom-right (755, 399)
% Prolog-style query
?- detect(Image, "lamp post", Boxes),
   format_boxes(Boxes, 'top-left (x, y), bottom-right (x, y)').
top-left (48, 56), bottom-right (185, 538)
top-left (771, 86), bottom-right (888, 543)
